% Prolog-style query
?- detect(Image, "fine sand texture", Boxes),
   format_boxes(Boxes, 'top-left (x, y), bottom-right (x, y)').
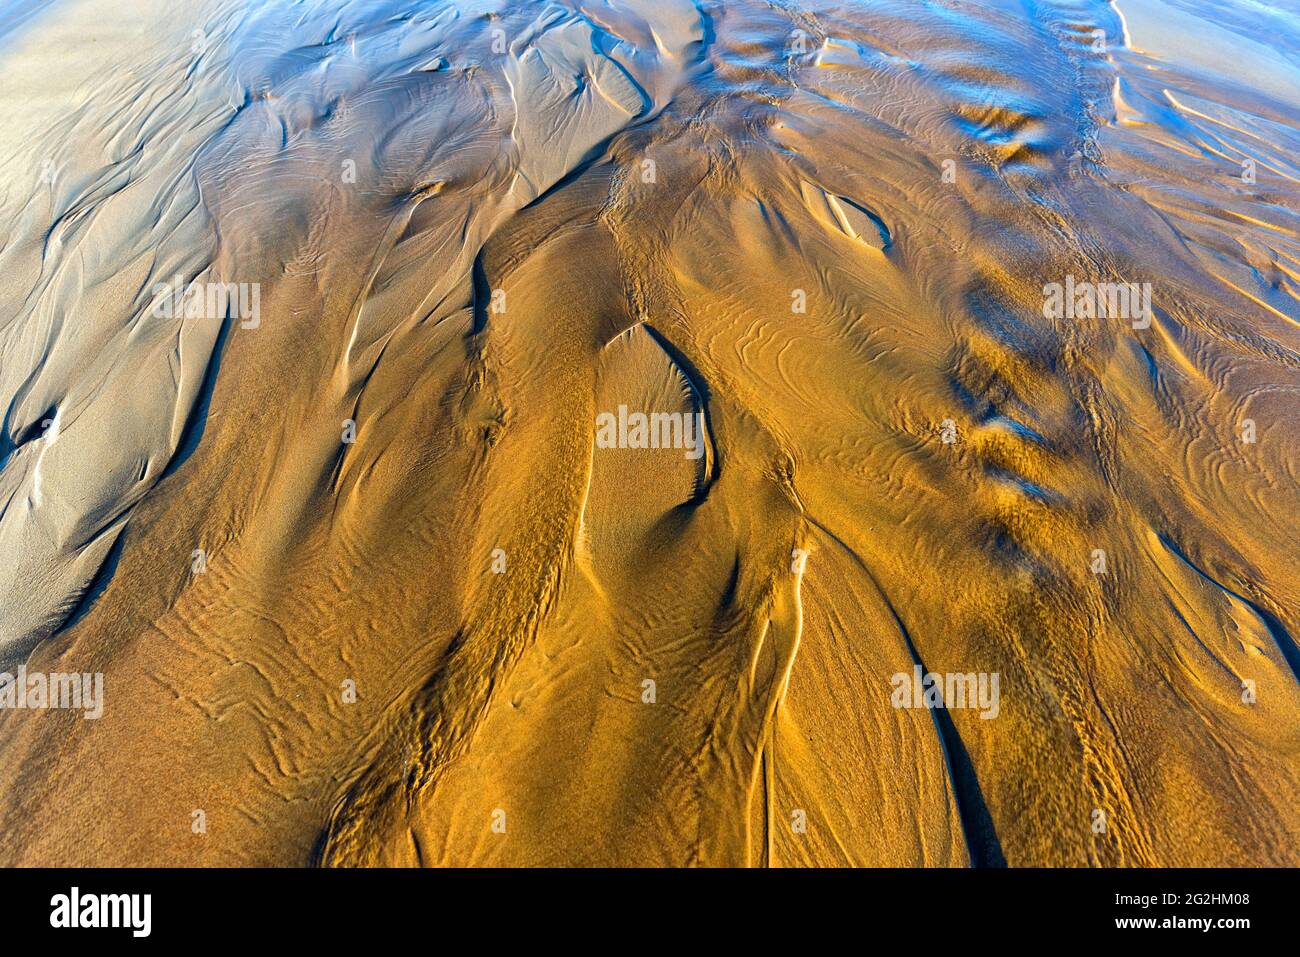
top-left (0, 0), bottom-right (1297, 866)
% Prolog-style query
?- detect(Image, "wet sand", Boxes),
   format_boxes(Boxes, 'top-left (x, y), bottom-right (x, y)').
top-left (0, 0), bottom-right (1296, 866)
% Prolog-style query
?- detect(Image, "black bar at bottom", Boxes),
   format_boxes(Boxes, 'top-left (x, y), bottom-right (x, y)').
top-left (0, 866), bottom-right (1289, 942)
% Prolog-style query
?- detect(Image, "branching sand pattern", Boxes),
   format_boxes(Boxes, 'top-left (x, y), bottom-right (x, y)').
top-left (0, 0), bottom-right (1296, 866)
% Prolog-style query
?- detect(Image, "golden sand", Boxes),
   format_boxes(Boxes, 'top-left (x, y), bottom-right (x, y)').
top-left (0, 0), bottom-right (1296, 866)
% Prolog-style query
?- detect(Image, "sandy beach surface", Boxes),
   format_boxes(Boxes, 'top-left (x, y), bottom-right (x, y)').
top-left (0, 0), bottom-right (1296, 866)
